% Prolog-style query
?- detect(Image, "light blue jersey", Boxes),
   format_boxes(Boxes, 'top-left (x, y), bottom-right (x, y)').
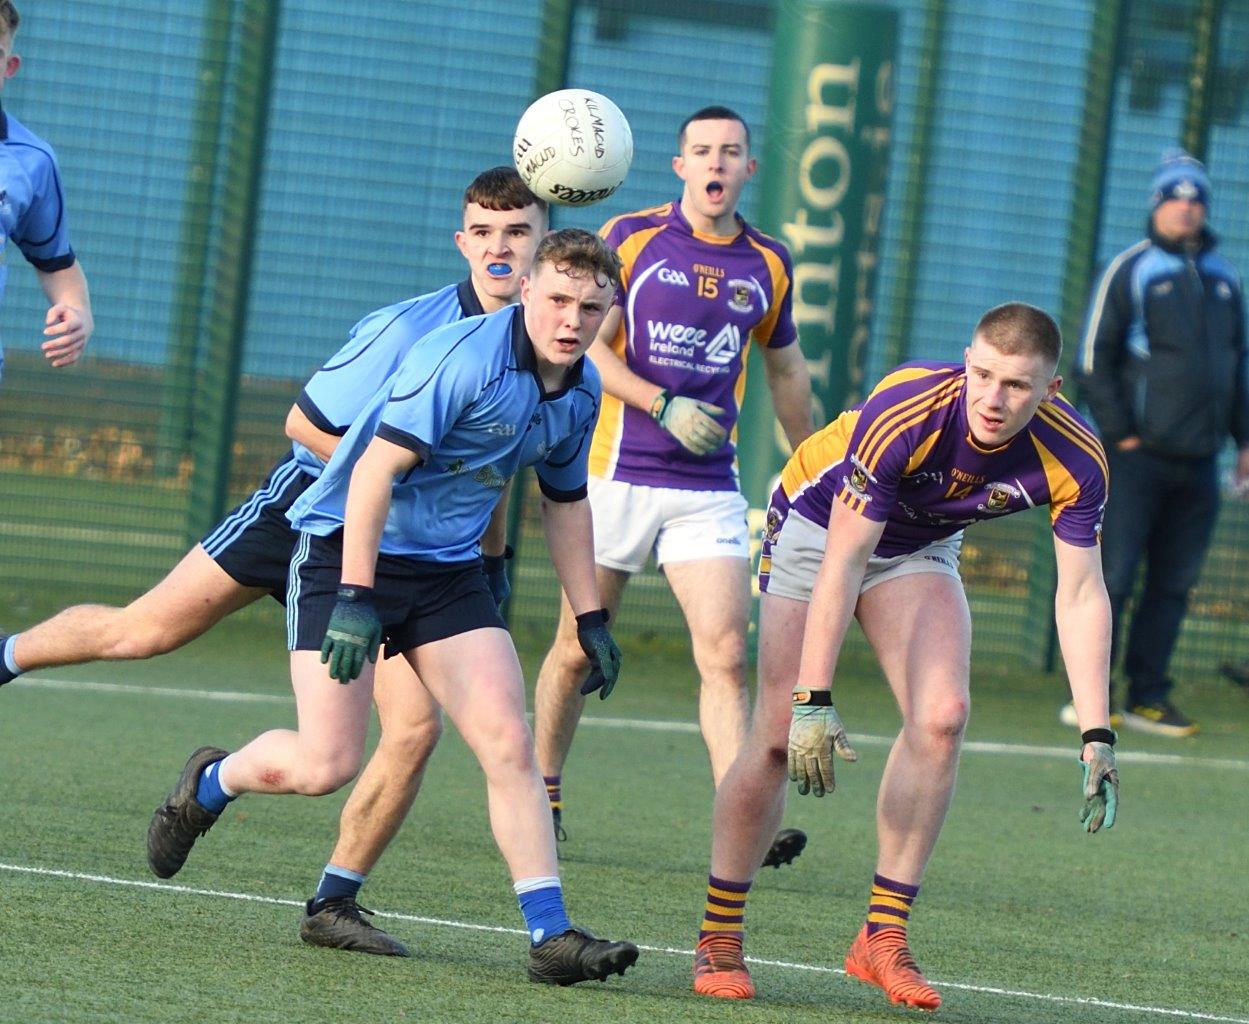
top-left (0, 108), bottom-right (77, 380)
top-left (289, 305), bottom-right (601, 561)
top-left (292, 279), bottom-right (485, 476)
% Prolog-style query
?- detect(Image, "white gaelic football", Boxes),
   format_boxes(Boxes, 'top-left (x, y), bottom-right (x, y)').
top-left (513, 89), bottom-right (633, 207)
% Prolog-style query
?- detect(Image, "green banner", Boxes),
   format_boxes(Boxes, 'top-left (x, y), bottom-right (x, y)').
top-left (738, 0), bottom-right (897, 518)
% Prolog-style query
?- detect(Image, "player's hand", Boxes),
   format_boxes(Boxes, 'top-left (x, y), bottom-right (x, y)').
top-left (482, 546), bottom-right (513, 610)
top-left (320, 586), bottom-right (382, 684)
top-left (41, 303), bottom-right (92, 367)
top-left (1079, 741), bottom-right (1119, 833)
top-left (576, 608), bottom-right (622, 700)
top-left (650, 389), bottom-right (728, 456)
top-left (788, 690), bottom-right (858, 797)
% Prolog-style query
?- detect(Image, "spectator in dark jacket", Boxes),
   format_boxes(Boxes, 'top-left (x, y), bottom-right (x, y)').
top-left (1066, 148), bottom-right (1249, 737)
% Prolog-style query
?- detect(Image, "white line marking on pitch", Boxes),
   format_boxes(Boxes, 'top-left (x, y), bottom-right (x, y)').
top-left (14, 676), bottom-right (1249, 772)
top-left (0, 862), bottom-right (1244, 1024)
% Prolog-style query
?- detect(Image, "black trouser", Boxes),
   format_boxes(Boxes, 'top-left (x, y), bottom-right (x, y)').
top-left (1101, 447), bottom-right (1219, 706)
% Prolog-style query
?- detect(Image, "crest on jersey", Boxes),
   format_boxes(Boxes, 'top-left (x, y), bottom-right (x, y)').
top-left (846, 455), bottom-right (875, 500)
top-left (727, 278), bottom-right (756, 314)
top-left (980, 481), bottom-right (1020, 513)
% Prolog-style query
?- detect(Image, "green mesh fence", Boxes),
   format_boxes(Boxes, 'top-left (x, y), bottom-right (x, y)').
top-left (0, 0), bottom-right (1246, 682)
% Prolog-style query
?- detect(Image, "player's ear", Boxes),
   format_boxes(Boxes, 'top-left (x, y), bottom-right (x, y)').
top-left (1045, 374), bottom-right (1063, 401)
top-left (745, 156), bottom-right (758, 180)
top-left (672, 154), bottom-right (685, 180)
top-left (453, 230), bottom-right (469, 259)
top-left (4, 53), bottom-right (19, 80)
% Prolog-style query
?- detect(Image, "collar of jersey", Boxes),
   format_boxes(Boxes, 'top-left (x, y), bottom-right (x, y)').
top-left (671, 199), bottom-right (745, 246)
top-left (457, 278), bottom-right (487, 317)
top-left (509, 305), bottom-right (585, 401)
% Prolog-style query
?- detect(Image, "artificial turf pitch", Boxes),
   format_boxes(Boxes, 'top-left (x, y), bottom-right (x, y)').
top-left (1, 604), bottom-right (1246, 1024)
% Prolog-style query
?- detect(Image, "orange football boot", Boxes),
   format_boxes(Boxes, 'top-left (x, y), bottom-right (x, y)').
top-left (692, 934), bottom-right (756, 999)
top-left (845, 926), bottom-right (941, 1010)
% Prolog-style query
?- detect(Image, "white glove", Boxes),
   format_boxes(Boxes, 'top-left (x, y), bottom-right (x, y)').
top-left (788, 690), bottom-right (858, 797)
top-left (650, 390), bottom-right (728, 456)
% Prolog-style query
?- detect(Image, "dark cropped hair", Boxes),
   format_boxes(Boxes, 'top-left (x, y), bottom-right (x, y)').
top-left (463, 166), bottom-right (547, 215)
top-left (677, 105), bottom-right (751, 152)
top-left (974, 302), bottom-right (1062, 368)
top-left (532, 229), bottom-right (622, 290)
top-left (0, 1), bottom-right (20, 36)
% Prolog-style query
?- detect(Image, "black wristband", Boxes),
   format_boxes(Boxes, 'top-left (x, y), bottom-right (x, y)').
top-left (1081, 727), bottom-right (1117, 747)
top-left (792, 688), bottom-right (833, 707)
top-left (575, 608), bottom-right (610, 631)
top-left (482, 545), bottom-right (514, 570)
top-left (336, 585), bottom-right (374, 602)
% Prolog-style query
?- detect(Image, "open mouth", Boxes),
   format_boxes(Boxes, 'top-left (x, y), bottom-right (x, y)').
top-left (706, 181), bottom-right (724, 199)
top-left (486, 262), bottom-right (512, 278)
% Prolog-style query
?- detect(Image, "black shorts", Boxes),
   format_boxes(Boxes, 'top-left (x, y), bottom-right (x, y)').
top-left (200, 455), bottom-right (315, 603)
top-left (286, 531), bottom-right (505, 656)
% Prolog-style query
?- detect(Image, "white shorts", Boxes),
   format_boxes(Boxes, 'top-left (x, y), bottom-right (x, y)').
top-left (588, 476), bottom-right (750, 573)
top-left (762, 507), bottom-right (962, 602)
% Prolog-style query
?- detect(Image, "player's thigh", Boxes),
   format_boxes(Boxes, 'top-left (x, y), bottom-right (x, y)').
top-left (856, 571), bottom-right (971, 721)
top-left (373, 651), bottom-right (442, 741)
top-left (289, 650), bottom-right (376, 764)
top-left (754, 592), bottom-right (810, 743)
top-left (408, 628), bottom-right (531, 755)
top-left (663, 556), bottom-right (752, 656)
top-left (127, 545), bottom-right (265, 643)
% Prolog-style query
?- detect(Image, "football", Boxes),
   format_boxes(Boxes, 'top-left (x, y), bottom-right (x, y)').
top-left (513, 89), bottom-right (633, 207)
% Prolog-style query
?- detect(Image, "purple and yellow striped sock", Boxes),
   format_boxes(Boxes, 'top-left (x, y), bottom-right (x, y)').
top-left (543, 775), bottom-right (562, 814)
top-left (699, 874), bottom-right (751, 941)
top-left (866, 873), bottom-right (919, 936)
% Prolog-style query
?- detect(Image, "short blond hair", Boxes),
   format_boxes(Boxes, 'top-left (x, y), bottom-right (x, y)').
top-left (974, 302), bottom-right (1062, 368)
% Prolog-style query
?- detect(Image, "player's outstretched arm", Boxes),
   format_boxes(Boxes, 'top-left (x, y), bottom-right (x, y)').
top-left (321, 438), bottom-right (415, 683)
top-left (37, 263), bottom-right (93, 368)
top-left (1053, 536), bottom-right (1119, 832)
top-left (761, 342), bottom-right (815, 450)
top-left (787, 502), bottom-right (880, 797)
top-left (541, 496), bottom-right (621, 699)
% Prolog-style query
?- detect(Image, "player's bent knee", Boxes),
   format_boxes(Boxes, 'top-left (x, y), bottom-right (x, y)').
top-left (296, 756), bottom-right (362, 796)
top-left (481, 722), bottom-right (538, 777)
top-left (909, 697), bottom-right (970, 749)
top-left (376, 717), bottom-right (444, 772)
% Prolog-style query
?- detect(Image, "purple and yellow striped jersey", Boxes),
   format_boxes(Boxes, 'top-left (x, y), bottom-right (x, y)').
top-left (588, 201), bottom-right (797, 491)
top-left (779, 361), bottom-right (1108, 558)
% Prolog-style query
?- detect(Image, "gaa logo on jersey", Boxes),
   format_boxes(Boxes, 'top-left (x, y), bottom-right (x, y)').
top-left (658, 266), bottom-right (691, 287)
top-left (726, 279), bottom-right (757, 314)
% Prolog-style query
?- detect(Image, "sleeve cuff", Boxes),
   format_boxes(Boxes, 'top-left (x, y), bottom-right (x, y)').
top-left (376, 422), bottom-right (433, 464)
top-left (538, 478), bottom-right (588, 503)
top-left (296, 391), bottom-right (346, 436)
top-left (27, 251), bottom-right (76, 273)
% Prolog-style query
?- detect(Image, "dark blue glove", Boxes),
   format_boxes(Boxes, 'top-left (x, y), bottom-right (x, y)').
top-left (576, 608), bottom-right (622, 700)
top-left (320, 586), bottom-right (382, 684)
top-left (482, 545), bottom-right (513, 610)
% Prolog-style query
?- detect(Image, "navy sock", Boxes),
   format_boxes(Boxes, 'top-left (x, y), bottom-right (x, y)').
top-left (515, 877), bottom-right (572, 946)
top-left (193, 758), bottom-right (236, 814)
top-left (0, 634), bottom-right (23, 686)
top-left (314, 865), bottom-right (366, 906)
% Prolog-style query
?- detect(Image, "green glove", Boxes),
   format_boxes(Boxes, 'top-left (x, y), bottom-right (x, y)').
top-left (320, 585), bottom-right (382, 684)
top-left (650, 389), bottom-right (728, 456)
top-left (1080, 740), bottom-right (1119, 833)
top-left (576, 608), bottom-right (622, 700)
top-left (787, 690), bottom-right (859, 797)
